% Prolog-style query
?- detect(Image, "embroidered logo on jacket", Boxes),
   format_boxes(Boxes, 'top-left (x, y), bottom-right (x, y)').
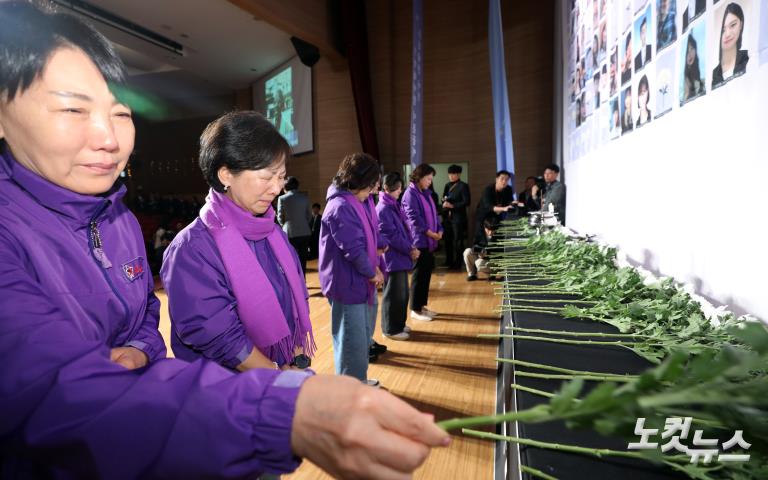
top-left (121, 257), bottom-right (145, 282)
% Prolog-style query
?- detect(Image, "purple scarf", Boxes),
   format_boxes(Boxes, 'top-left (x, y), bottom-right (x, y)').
top-left (200, 189), bottom-right (315, 361)
top-left (347, 191), bottom-right (377, 305)
top-left (379, 191), bottom-right (410, 229)
top-left (408, 182), bottom-right (438, 251)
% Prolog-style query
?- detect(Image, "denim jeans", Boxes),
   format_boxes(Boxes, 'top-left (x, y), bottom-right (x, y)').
top-left (329, 300), bottom-right (372, 381)
top-left (368, 293), bottom-right (379, 347)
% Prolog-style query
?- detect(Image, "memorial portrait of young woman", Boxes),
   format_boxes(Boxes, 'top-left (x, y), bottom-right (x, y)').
top-left (712, 2), bottom-right (750, 88)
top-left (0, 2), bottom-right (448, 478)
top-left (682, 33), bottom-right (706, 103)
top-left (402, 163), bottom-right (443, 322)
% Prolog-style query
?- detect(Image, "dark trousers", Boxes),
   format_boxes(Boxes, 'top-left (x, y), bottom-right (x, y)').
top-left (289, 235), bottom-right (309, 275)
top-left (443, 220), bottom-right (467, 267)
top-left (382, 270), bottom-right (409, 335)
top-left (410, 249), bottom-right (434, 311)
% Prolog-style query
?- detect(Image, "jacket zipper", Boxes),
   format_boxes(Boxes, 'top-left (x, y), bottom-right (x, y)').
top-left (88, 200), bottom-right (130, 324)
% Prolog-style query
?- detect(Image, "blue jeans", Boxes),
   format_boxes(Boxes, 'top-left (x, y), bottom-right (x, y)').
top-left (369, 293), bottom-right (379, 347)
top-left (330, 300), bottom-right (373, 381)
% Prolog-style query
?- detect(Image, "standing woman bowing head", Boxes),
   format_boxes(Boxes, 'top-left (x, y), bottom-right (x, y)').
top-left (161, 111), bottom-right (315, 372)
top-left (319, 153), bottom-right (384, 386)
top-left (402, 163), bottom-right (443, 322)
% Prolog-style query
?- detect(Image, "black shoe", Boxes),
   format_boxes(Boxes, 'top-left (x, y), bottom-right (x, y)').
top-left (467, 274), bottom-right (478, 282)
top-left (370, 341), bottom-right (388, 355)
top-left (369, 351), bottom-right (379, 363)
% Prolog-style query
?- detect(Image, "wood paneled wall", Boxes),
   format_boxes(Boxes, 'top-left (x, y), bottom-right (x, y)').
top-left (368, 0), bottom-right (555, 205)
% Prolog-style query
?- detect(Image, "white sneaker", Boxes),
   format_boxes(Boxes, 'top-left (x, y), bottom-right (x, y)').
top-left (384, 331), bottom-right (410, 341)
top-left (403, 325), bottom-right (412, 333)
top-left (364, 378), bottom-right (381, 387)
top-left (422, 307), bottom-right (438, 318)
top-left (411, 310), bottom-right (433, 321)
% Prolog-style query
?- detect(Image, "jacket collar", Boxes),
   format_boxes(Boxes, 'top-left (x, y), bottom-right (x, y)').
top-left (0, 148), bottom-right (126, 224)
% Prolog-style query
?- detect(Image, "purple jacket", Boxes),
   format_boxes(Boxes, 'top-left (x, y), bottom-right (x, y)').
top-left (375, 197), bottom-right (415, 273)
top-left (161, 218), bottom-right (306, 369)
top-left (401, 183), bottom-right (443, 251)
top-left (319, 185), bottom-right (376, 304)
top-left (0, 150), bottom-right (309, 478)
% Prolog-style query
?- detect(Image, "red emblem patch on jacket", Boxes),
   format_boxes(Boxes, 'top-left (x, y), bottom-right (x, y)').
top-left (121, 257), bottom-right (145, 282)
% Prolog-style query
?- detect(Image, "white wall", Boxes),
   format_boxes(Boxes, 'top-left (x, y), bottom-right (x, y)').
top-left (562, 1), bottom-right (768, 320)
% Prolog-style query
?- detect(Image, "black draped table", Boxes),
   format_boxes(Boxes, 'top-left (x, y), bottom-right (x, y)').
top-left (494, 278), bottom-right (686, 480)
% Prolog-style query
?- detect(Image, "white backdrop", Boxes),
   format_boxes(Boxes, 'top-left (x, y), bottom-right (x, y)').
top-left (561, 0), bottom-right (768, 320)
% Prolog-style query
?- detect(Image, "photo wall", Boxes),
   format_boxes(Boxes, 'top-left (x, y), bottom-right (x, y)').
top-left (562, 0), bottom-right (768, 320)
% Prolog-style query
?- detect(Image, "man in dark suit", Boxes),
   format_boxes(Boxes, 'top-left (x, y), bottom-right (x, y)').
top-left (309, 203), bottom-right (322, 260)
top-left (441, 164), bottom-right (471, 269)
top-left (634, 17), bottom-right (652, 71)
top-left (277, 176), bottom-right (312, 275)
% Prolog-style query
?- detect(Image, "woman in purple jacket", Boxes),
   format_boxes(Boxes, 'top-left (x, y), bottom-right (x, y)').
top-left (161, 112), bottom-right (315, 372)
top-left (0, 2), bottom-right (447, 478)
top-left (376, 173), bottom-right (421, 339)
top-left (402, 164), bottom-right (443, 322)
top-left (319, 153), bottom-right (384, 386)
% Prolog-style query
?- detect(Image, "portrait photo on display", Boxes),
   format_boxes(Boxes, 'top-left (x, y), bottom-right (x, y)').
top-left (634, 4), bottom-right (655, 72)
top-left (634, 72), bottom-right (655, 128)
top-left (621, 30), bottom-right (634, 84)
top-left (710, 0), bottom-right (752, 89)
top-left (609, 96), bottom-right (622, 138)
top-left (679, 22), bottom-right (707, 105)
top-left (655, 48), bottom-right (677, 117)
top-left (761, 0), bottom-right (768, 64)
top-left (621, 85), bottom-right (635, 133)
top-left (683, 0), bottom-right (707, 32)
top-left (657, 0), bottom-right (678, 52)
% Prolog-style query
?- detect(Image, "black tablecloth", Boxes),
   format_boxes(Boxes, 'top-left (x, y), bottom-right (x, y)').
top-left (503, 286), bottom-right (686, 479)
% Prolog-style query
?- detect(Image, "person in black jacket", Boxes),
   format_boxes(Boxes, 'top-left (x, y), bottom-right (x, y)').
top-left (309, 202), bottom-right (322, 260)
top-left (474, 170), bottom-right (514, 245)
top-left (441, 164), bottom-right (471, 269)
top-left (513, 176), bottom-right (538, 215)
top-left (464, 217), bottom-right (500, 281)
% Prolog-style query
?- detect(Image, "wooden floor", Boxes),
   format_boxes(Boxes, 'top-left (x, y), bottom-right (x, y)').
top-left (155, 260), bottom-right (500, 479)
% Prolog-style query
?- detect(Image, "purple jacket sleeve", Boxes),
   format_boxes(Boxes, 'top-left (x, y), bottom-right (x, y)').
top-left (160, 230), bottom-right (254, 369)
top-left (325, 201), bottom-right (376, 278)
top-left (402, 189), bottom-right (427, 245)
top-left (378, 207), bottom-right (413, 255)
top-left (0, 232), bottom-right (310, 478)
top-left (124, 264), bottom-right (166, 362)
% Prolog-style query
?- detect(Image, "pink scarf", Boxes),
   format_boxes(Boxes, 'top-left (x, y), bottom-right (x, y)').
top-left (200, 189), bottom-right (315, 361)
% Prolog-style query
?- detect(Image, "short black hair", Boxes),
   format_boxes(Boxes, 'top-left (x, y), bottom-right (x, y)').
top-left (312, 203), bottom-right (321, 209)
top-left (483, 216), bottom-right (500, 230)
top-left (496, 170), bottom-right (511, 178)
top-left (544, 163), bottom-right (560, 174)
top-left (447, 164), bottom-right (462, 174)
top-left (0, 1), bottom-right (126, 102)
top-left (199, 111), bottom-right (291, 193)
top-left (382, 172), bottom-right (403, 192)
top-left (334, 152), bottom-right (381, 191)
top-left (284, 176), bottom-right (299, 191)
top-left (525, 176), bottom-right (536, 181)
top-left (410, 164), bottom-right (436, 184)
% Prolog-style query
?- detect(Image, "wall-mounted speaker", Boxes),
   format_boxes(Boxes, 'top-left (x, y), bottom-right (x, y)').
top-left (290, 36), bottom-right (320, 67)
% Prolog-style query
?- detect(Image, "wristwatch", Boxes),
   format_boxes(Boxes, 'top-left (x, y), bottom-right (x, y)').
top-left (290, 354), bottom-right (311, 369)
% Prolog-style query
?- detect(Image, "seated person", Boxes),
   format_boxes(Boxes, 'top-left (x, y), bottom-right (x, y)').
top-left (463, 217), bottom-right (500, 281)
